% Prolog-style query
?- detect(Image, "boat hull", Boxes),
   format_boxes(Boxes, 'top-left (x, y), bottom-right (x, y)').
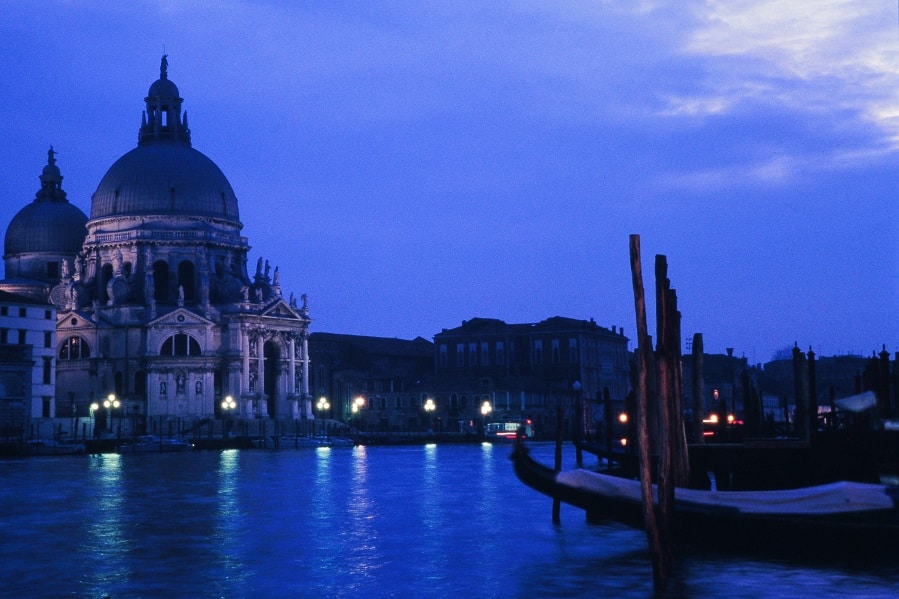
top-left (511, 443), bottom-right (899, 556)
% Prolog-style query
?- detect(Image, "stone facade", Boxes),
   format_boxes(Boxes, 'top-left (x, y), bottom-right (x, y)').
top-left (1, 57), bottom-right (312, 430)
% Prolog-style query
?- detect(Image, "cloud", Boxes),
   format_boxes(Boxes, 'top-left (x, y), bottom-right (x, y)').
top-left (679, 1), bottom-right (899, 143)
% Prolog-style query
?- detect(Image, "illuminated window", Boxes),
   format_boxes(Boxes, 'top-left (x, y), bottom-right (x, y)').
top-left (59, 336), bottom-right (91, 360)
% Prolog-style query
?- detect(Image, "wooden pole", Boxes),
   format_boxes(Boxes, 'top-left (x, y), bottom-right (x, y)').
top-left (666, 287), bottom-right (689, 486)
top-left (691, 334), bottom-right (704, 444)
top-left (552, 398), bottom-right (563, 525)
top-left (629, 235), bottom-right (670, 587)
top-left (654, 255), bottom-right (675, 557)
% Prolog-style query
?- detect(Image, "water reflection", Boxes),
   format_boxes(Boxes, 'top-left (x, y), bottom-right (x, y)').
top-left (344, 445), bottom-right (380, 587)
top-left (84, 453), bottom-right (132, 594)
top-left (4, 444), bottom-right (899, 598)
top-left (214, 449), bottom-right (246, 593)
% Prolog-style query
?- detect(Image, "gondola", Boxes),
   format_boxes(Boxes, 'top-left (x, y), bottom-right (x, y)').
top-left (511, 441), bottom-right (899, 556)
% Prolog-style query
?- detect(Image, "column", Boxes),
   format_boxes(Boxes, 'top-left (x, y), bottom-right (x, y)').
top-left (289, 336), bottom-right (296, 395)
top-left (242, 329), bottom-right (251, 417)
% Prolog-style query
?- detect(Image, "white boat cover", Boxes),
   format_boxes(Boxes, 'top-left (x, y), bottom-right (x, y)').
top-left (834, 391), bottom-right (877, 413)
top-left (556, 469), bottom-right (896, 515)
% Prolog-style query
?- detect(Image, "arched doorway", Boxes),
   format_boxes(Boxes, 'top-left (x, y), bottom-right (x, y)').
top-left (264, 341), bottom-right (281, 417)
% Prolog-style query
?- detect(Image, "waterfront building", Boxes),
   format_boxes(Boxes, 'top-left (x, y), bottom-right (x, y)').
top-left (433, 316), bottom-right (630, 436)
top-left (0, 57), bottom-right (312, 433)
top-left (0, 291), bottom-right (57, 429)
top-left (309, 332), bottom-right (435, 430)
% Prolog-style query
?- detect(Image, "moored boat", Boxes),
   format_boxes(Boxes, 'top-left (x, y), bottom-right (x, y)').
top-left (511, 441), bottom-right (899, 555)
top-left (119, 435), bottom-right (194, 453)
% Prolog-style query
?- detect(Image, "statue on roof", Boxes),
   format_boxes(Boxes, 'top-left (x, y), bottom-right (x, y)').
top-left (160, 54), bottom-right (169, 79)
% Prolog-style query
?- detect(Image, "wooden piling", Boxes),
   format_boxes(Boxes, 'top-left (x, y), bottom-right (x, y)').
top-left (629, 234), bottom-right (671, 587)
top-left (691, 334), bottom-right (704, 444)
top-left (552, 398), bottom-right (563, 525)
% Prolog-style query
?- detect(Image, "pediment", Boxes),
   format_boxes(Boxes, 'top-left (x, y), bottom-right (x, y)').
top-left (56, 310), bottom-right (98, 331)
top-left (261, 299), bottom-right (304, 320)
top-left (148, 308), bottom-right (215, 328)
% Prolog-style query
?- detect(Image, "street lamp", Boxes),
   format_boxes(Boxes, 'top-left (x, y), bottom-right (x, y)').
top-left (423, 397), bottom-right (436, 433)
top-left (90, 402), bottom-right (99, 438)
top-left (221, 395), bottom-right (236, 439)
top-left (221, 395), bottom-right (237, 412)
top-left (103, 394), bottom-right (120, 433)
top-left (480, 400), bottom-right (492, 435)
top-left (351, 396), bottom-right (365, 430)
top-left (316, 396), bottom-right (330, 436)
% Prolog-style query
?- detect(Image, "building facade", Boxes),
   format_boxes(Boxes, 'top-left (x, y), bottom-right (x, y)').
top-left (433, 317), bottom-right (630, 435)
top-left (0, 291), bottom-right (57, 431)
top-left (1, 57), bottom-right (312, 432)
top-left (309, 333), bottom-right (435, 431)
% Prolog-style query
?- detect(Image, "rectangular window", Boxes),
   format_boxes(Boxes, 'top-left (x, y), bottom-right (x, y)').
top-left (496, 341), bottom-right (505, 366)
top-left (456, 344), bottom-right (464, 367)
top-left (44, 331), bottom-right (52, 348)
top-left (439, 344), bottom-right (448, 368)
top-left (18, 330), bottom-right (26, 345)
top-left (43, 358), bottom-right (52, 385)
top-left (0, 329), bottom-right (7, 344)
top-left (468, 342), bottom-right (477, 367)
top-left (0, 306), bottom-right (7, 316)
top-left (42, 397), bottom-right (51, 418)
top-left (481, 342), bottom-right (489, 366)
top-left (18, 308), bottom-right (26, 317)
top-left (45, 310), bottom-right (52, 320)
top-left (569, 338), bottom-right (578, 363)
top-left (533, 339), bottom-right (543, 366)
top-left (551, 339), bottom-right (560, 364)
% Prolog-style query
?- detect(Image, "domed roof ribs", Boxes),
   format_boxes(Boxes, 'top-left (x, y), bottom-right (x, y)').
top-left (139, 54), bottom-right (191, 147)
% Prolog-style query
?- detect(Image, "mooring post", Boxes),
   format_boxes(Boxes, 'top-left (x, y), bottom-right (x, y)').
top-left (552, 398), bottom-right (563, 524)
top-left (630, 235), bottom-right (671, 589)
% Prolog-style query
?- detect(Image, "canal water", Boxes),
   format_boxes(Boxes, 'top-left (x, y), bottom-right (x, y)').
top-left (1, 442), bottom-right (897, 598)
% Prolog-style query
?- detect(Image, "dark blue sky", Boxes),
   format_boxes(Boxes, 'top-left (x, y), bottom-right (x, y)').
top-left (1, 2), bottom-right (896, 362)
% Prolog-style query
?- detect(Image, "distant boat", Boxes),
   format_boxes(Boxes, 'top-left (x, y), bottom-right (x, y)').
top-left (511, 441), bottom-right (899, 554)
top-left (485, 419), bottom-right (534, 441)
top-left (23, 439), bottom-right (86, 455)
top-left (119, 435), bottom-right (193, 453)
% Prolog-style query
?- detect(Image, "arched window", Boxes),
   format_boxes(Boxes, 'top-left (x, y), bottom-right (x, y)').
top-left (58, 336), bottom-right (91, 360)
top-left (178, 260), bottom-right (195, 302)
top-left (153, 260), bottom-right (169, 302)
top-left (160, 333), bottom-right (201, 356)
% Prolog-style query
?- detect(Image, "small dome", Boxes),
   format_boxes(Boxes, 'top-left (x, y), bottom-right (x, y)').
top-left (5, 200), bottom-right (87, 256)
top-left (90, 143), bottom-right (240, 222)
top-left (148, 76), bottom-right (179, 100)
top-left (5, 148), bottom-right (88, 257)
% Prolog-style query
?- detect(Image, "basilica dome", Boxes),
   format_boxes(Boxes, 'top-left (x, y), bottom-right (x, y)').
top-left (90, 143), bottom-right (240, 221)
top-left (5, 148), bottom-right (87, 257)
top-left (89, 55), bottom-right (241, 224)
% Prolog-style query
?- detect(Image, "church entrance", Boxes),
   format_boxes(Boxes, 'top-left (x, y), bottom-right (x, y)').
top-left (264, 341), bottom-right (280, 417)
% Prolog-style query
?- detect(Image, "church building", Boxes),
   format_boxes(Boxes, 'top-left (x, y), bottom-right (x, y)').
top-left (1, 57), bottom-right (312, 430)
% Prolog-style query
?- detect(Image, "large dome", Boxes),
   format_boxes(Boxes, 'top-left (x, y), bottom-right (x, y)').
top-left (5, 148), bottom-right (87, 257)
top-left (90, 142), bottom-right (240, 221)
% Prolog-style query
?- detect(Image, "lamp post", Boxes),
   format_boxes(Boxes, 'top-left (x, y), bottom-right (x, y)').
top-left (351, 396), bottom-right (365, 430)
top-left (480, 400), bottom-right (492, 436)
top-left (90, 402), bottom-right (99, 438)
top-left (423, 397), bottom-right (436, 433)
top-left (103, 394), bottom-right (120, 435)
top-left (316, 396), bottom-right (330, 437)
top-left (221, 395), bottom-right (236, 439)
